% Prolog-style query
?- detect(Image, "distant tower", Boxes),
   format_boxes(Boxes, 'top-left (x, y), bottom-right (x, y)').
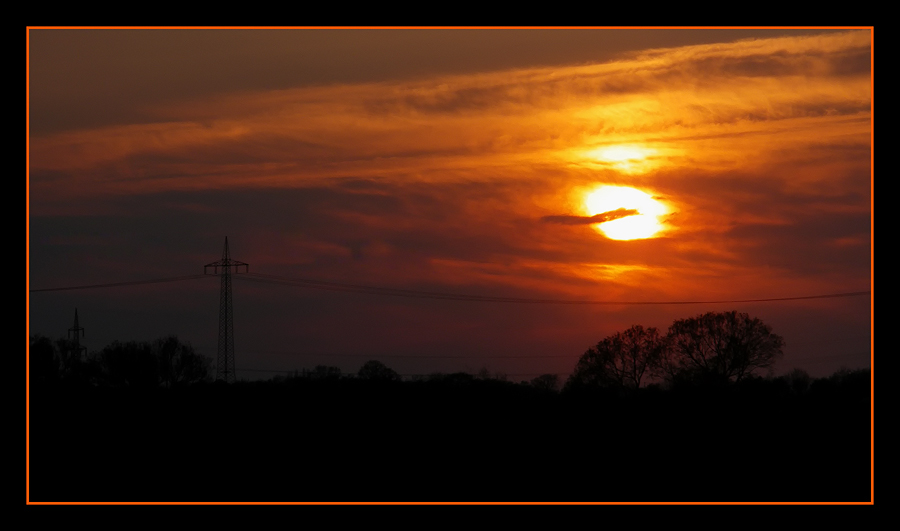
top-left (205, 238), bottom-right (249, 383)
top-left (66, 309), bottom-right (87, 367)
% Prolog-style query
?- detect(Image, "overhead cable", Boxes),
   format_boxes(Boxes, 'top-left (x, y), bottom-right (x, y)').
top-left (29, 274), bottom-right (210, 292)
top-left (239, 272), bottom-right (870, 305)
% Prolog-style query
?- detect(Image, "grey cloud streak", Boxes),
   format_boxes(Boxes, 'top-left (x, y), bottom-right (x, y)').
top-left (541, 208), bottom-right (640, 226)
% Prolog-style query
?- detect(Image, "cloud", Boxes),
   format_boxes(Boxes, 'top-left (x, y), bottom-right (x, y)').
top-left (28, 30), bottom-right (872, 384)
top-left (29, 30), bottom-right (871, 305)
top-left (541, 208), bottom-right (640, 225)
top-left (30, 32), bottom-right (870, 201)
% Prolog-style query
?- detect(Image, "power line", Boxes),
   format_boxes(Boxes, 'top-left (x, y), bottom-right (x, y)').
top-left (210, 347), bottom-right (578, 359)
top-left (236, 367), bottom-right (561, 379)
top-left (28, 269), bottom-right (871, 305)
top-left (28, 274), bottom-right (210, 293)
top-left (238, 272), bottom-right (870, 305)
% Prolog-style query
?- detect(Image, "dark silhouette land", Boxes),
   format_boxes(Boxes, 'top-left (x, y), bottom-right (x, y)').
top-left (27, 311), bottom-right (871, 503)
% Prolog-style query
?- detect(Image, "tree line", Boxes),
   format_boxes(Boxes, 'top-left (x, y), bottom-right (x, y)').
top-left (28, 310), bottom-right (870, 503)
top-left (565, 310), bottom-right (786, 392)
top-left (29, 334), bottom-right (212, 389)
top-left (29, 310), bottom-right (864, 395)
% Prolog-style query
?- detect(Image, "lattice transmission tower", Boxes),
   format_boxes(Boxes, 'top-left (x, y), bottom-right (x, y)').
top-left (65, 309), bottom-right (86, 371)
top-left (205, 238), bottom-right (248, 383)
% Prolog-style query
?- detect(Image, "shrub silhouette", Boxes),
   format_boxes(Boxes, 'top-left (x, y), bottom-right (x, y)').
top-left (781, 368), bottom-right (812, 395)
top-left (303, 365), bottom-right (343, 380)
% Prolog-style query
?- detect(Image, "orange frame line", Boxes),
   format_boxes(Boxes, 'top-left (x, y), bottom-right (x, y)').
top-left (24, 25), bottom-right (874, 506)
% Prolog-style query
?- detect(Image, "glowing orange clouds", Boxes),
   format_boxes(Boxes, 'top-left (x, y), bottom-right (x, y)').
top-left (28, 29), bottom-right (870, 301)
top-left (30, 31), bottom-right (870, 206)
top-left (27, 29), bottom-right (872, 383)
top-left (581, 144), bottom-right (663, 174)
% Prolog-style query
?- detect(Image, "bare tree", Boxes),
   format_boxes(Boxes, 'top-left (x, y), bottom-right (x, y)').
top-left (566, 325), bottom-right (666, 391)
top-left (530, 373), bottom-right (560, 392)
top-left (155, 336), bottom-right (212, 387)
top-left (661, 311), bottom-right (784, 385)
top-left (303, 365), bottom-right (343, 380)
top-left (30, 334), bottom-right (60, 387)
top-left (98, 340), bottom-right (158, 388)
top-left (357, 360), bottom-right (402, 382)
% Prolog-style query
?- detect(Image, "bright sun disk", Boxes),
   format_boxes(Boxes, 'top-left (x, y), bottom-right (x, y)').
top-left (584, 185), bottom-right (668, 240)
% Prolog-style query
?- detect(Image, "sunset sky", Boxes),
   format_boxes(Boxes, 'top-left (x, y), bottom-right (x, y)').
top-left (27, 28), bottom-right (872, 381)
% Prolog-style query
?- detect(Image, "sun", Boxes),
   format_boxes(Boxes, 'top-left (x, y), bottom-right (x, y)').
top-left (584, 185), bottom-right (668, 240)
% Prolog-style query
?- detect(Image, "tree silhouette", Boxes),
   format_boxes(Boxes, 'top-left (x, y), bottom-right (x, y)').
top-left (155, 336), bottom-right (211, 387)
top-left (780, 368), bottom-right (812, 395)
top-left (29, 335), bottom-right (60, 388)
top-left (566, 325), bottom-right (666, 391)
top-left (659, 311), bottom-right (784, 385)
top-left (303, 365), bottom-right (343, 380)
top-left (54, 337), bottom-right (87, 380)
top-left (530, 373), bottom-right (560, 392)
top-left (357, 360), bottom-right (402, 382)
top-left (98, 340), bottom-right (158, 388)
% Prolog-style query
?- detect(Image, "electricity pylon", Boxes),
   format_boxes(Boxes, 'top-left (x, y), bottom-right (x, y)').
top-left (66, 309), bottom-right (86, 370)
top-left (205, 238), bottom-right (248, 383)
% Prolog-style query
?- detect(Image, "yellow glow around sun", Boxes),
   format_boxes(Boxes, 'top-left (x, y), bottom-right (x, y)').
top-left (584, 185), bottom-right (669, 240)
top-left (583, 144), bottom-right (660, 174)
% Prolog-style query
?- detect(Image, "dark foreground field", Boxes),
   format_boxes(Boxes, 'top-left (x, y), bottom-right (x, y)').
top-left (29, 372), bottom-right (871, 502)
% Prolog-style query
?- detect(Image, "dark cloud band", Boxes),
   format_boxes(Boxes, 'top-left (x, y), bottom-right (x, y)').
top-left (541, 208), bottom-right (639, 225)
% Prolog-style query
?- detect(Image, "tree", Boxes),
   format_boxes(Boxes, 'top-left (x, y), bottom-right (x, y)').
top-left (98, 340), bottom-right (158, 388)
top-left (530, 373), bottom-right (560, 392)
top-left (29, 334), bottom-right (60, 388)
top-left (566, 325), bottom-right (666, 391)
top-left (780, 368), bottom-right (812, 395)
top-left (155, 336), bottom-right (212, 387)
top-left (660, 311), bottom-right (784, 385)
top-left (357, 360), bottom-right (402, 382)
top-left (303, 365), bottom-right (343, 380)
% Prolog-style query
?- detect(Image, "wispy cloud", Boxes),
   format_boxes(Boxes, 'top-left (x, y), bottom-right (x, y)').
top-left (29, 30), bottom-right (871, 301)
top-left (542, 209), bottom-right (640, 225)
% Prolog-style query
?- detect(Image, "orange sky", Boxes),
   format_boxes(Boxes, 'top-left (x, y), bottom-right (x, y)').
top-left (28, 28), bottom-right (872, 380)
